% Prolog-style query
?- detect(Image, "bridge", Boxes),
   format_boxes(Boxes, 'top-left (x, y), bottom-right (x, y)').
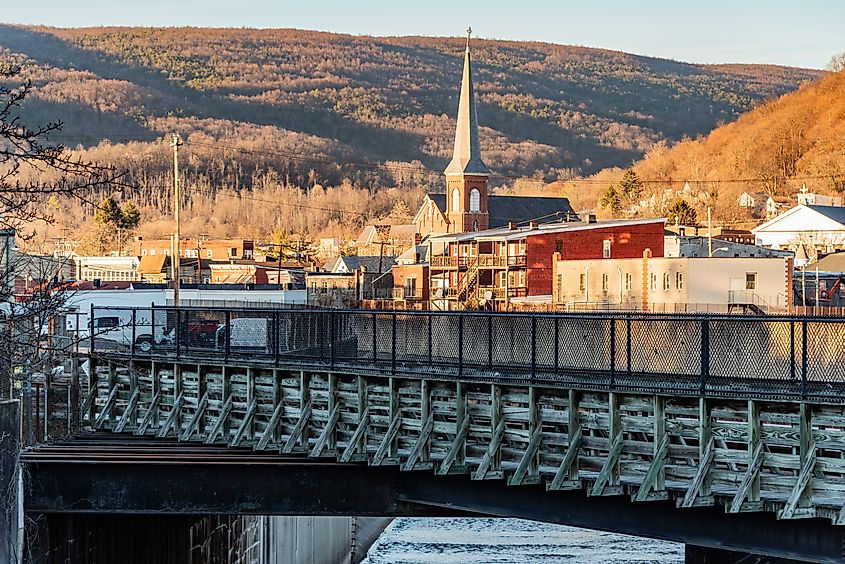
top-left (17, 306), bottom-right (845, 563)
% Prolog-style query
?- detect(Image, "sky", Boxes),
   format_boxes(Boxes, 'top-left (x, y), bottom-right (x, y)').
top-left (3, 0), bottom-right (842, 69)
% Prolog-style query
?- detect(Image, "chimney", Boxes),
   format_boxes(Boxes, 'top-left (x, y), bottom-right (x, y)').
top-left (587, 214), bottom-right (597, 224)
top-left (529, 221), bottom-right (538, 229)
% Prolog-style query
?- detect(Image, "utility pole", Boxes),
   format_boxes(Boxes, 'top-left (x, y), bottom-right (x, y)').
top-left (170, 133), bottom-right (183, 306)
top-left (707, 207), bottom-right (713, 257)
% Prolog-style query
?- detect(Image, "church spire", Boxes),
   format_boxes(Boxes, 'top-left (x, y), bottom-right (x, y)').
top-left (444, 27), bottom-right (489, 176)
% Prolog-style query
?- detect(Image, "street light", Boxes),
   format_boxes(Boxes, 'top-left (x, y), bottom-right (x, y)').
top-left (710, 247), bottom-right (729, 257)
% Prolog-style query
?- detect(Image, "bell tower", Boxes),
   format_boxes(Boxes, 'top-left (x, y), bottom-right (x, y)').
top-left (445, 27), bottom-right (490, 233)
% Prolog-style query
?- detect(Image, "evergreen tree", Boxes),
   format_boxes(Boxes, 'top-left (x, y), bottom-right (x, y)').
top-left (119, 202), bottom-right (141, 230)
top-left (599, 184), bottom-right (623, 215)
top-left (667, 199), bottom-right (698, 226)
top-left (619, 169), bottom-right (643, 201)
top-left (94, 197), bottom-right (123, 227)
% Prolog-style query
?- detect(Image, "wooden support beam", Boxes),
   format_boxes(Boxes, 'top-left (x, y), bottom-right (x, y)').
top-left (779, 445), bottom-right (817, 519)
top-left (548, 433), bottom-right (583, 491)
top-left (635, 396), bottom-right (668, 502)
top-left (473, 417), bottom-right (506, 480)
top-left (835, 504), bottom-right (845, 526)
top-left (340, 407), bottom-right (369, 463)
top-left (114, 389), bottom-right (140, 433)
top-left (173, 363), bottom-right (183, 436)
top-left (280, 400), bottom-right (311, 453)
top-left (680, 436), bottom-right (715, 508)
top-left (508, 422), bottom-right (544, 486)
top-left (179, 390), bottom-right (209, 441)
top-left (387, 377), bottom-right (400, 461)
top-left (94, 384), bottom-right (120, 430)
top-left (230, 399), bottom-right (258, 448)
top-left (437, 413), bottom-right (471, 476)
top-left (418, 379), bottom-right (432, 467)
top-left (136, 392), bottom-right (161, 436)
top-left (255, 399), bottom-right (285, 451)
top-left (156, 392), bottom-right (185, 438)
top-left (79, 387), bottom-right (97, 425)
top-left (589, 431), bottom-right (624, 496)
top-left (372, 411), bottom-right (402, 466)
top-left (403, 418), bottom-right (434, 472)
top-left (246, 368), bottom-right (256, 440)
top-left (634, 434), bottom-right (670, 501)
top-left (326, 373), bottom-right (338, 452)
top-left (205, 396), bottom-right (233, 444)
top-left (748, 399), bottom-right (762, 504)
top-left (310, 403), bottom-right (341, 457)
top-left (728, 441), bottom-right (765, 513)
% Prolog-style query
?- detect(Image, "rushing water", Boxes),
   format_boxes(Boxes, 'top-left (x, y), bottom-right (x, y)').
top-left (362, 518), bottom-right (684, 564)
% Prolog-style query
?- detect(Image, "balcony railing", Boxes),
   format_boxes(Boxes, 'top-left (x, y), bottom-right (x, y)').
top-left (392, 287), bottom-right (425, 300)
top-left (508, 255), bottom-right (527, 267)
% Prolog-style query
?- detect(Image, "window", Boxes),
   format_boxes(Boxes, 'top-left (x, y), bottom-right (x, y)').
top-left (452, 189), bottom-right (460, 212)
top-left (555, 239), bottom-right (563, 253)
top-left (150, 249), bottom-right (155, 256)
top-left (405, 276), bottom-right (417, 296)
top-left (469, 188), bottom-right (480, 212)
top-left (650, 273), bottom-right (657, 290)
top-left (625, 273), bottom-right (632, 290)
top-left (579, 273), bottom-right (586, 291)
top-left (663, 272), bottom-right (670, 291)
top-left (207, 250), bottom-right (213, 259)
top-left (602, 240), bottom-right (611, 259)
top-left (141, 249), bottom-right (147, 256)
top-left (472, 219), bottom-right (479, 231)
top-left (676, 272), bottom-right (684, 290)
top-left (498, 271), bottom-right (507, 287)
top-left (602, 273), bottom-right (609, 291)
top-left (746, 273), bottom-right (757, 290)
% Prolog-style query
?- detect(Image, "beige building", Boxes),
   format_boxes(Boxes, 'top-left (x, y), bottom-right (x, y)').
top-left (552, 253), bottom-right (792, 314)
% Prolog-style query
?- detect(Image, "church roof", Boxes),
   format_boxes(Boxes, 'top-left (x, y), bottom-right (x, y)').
top-left (444, 33), bottom-right (489, 176)
top-left (425, 193), bottom-right (577, 227)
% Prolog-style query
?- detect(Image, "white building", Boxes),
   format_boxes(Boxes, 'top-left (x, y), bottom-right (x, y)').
top-left (796, 190), bottom-right (842, 207)
top-left (74, 256), bottom-right (140, 282)
top-left (752, 205), bottom-right (845, 253)
top-left (552, 255), bottom-right (792, 314)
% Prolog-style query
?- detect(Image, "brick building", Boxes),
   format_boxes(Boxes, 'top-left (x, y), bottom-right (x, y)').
top-left (427, 218), bottom-right (666, 309)
top-left (135, 237), bottom-right (254, 261)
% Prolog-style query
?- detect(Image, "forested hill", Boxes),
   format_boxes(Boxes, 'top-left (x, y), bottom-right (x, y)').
top-left (0, 25), bottom-right (822, 188)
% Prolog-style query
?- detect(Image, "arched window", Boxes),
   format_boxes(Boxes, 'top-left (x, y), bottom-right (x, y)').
top-left (472, 219), bottom-right (479, 231)
top-left (469, 188), bottom-right (480, 212)
top-left (452, 189), bottom-right (460, 212)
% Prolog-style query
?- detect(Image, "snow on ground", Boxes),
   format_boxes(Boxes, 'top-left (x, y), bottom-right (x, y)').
top-left (362, 518), bottom-right (684, 564)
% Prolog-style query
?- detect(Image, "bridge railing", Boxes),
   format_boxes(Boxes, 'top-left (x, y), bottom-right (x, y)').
top-left (88, 305), bottom-right (845, 400)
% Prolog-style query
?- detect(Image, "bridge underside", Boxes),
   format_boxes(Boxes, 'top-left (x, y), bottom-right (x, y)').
top-left (24, 435), bottom-right (844, 563)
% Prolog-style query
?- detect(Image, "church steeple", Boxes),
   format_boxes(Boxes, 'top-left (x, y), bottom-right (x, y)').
top-left (445, 27), bottom-right (490, 233)
top-left (445, 27), bottom-right (490, 177)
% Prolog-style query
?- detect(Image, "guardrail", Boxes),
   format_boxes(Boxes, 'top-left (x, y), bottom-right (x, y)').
top-left (88, 306), bottom-right (845, 401)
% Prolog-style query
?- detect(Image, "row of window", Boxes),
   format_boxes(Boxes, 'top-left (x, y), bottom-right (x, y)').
top-left (140, 247), bottom-right (244, 258)
top-left (575, 271), bottom-right (758, 292)
top-left (452, 188), bottom-right (482, 213)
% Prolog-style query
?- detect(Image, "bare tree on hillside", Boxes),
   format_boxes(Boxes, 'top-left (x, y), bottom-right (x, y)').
top-left (828, 53), bottom-right (845, 73)
top-left (0, 63), bottom-right (127, 400)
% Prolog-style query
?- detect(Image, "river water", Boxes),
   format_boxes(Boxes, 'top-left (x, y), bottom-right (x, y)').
top-left (362, 518), bottom-right (684, 564)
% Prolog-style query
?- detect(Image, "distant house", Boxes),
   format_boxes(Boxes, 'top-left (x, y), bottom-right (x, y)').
top-left (135, 237), bottom-right (254, 260)
top-left (323, 255), bottom-right (396, 274)
top-left (796, 189), bottom-right (842, 207)
top-left (664, 235), bottom-right (793, 259)
top-left (738, 192), bottom-right (770, 217)
top-left (753, 205), bottom-right (845, 253)
top-left (355, 224), bottom-right (419, 256)
top-left (765, 196), bottom-right (791, 219)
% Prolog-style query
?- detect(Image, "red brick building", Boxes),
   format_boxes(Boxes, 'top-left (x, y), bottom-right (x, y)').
top-left (427, 218), bottom-right (666, 309)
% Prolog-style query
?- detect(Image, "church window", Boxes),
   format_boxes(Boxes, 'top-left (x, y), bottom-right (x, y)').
top-left (452, 189), bottom-right (460, 212)
top-left (469, 188), bottom-right (480, 212)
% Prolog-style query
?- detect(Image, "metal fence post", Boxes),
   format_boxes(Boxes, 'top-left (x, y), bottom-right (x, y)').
top-left (89, 303), bottom-right (95, 352)
top-left (553, 316), bottom-right (559, 375)
top-left (458, 313), bottom-right (464, 380)
top-left (175, 309), bottom-right (182, 360)
top-left (372, 311), bottom-right (378, 363)
top-left (609, 317), bottom-right (616, 389)
top-left (43, 384), bottom-right (48, 443)
top-left (130, 308), bottom-right (137, 357)
top-left (427, 313), bottom-right (433, 367)
top-left (487, 314), bottom-right (493, 371)
top-left (274, 310), bottom-right (281, 365)
top-left (789, 320), bottom-right (796, 385)
top-left (224, 311), bottom-right (231, 362)
top-left (329, 310), bottom-right (336, 370)
top-left (700, 317), bottom-right (710, 395)
top-left (391, 310), bottom-right (397, 375)
top-left (801, 320), bottom-right (808, 399)
top-left (530, 315), bottom-right (537, 383)
top-left (626, 317), bottom-right (632, 379)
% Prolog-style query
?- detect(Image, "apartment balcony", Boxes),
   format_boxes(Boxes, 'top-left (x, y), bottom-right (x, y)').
top-left (508, 287), bottom-right (528, 298)
top-left (508, 255), bottom-right (527, 267)
top-left (392, 287), bottom-right (425, 300)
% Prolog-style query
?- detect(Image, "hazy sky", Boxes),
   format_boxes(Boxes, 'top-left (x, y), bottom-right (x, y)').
top-left (3, 0), bottom-right (842, 69)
